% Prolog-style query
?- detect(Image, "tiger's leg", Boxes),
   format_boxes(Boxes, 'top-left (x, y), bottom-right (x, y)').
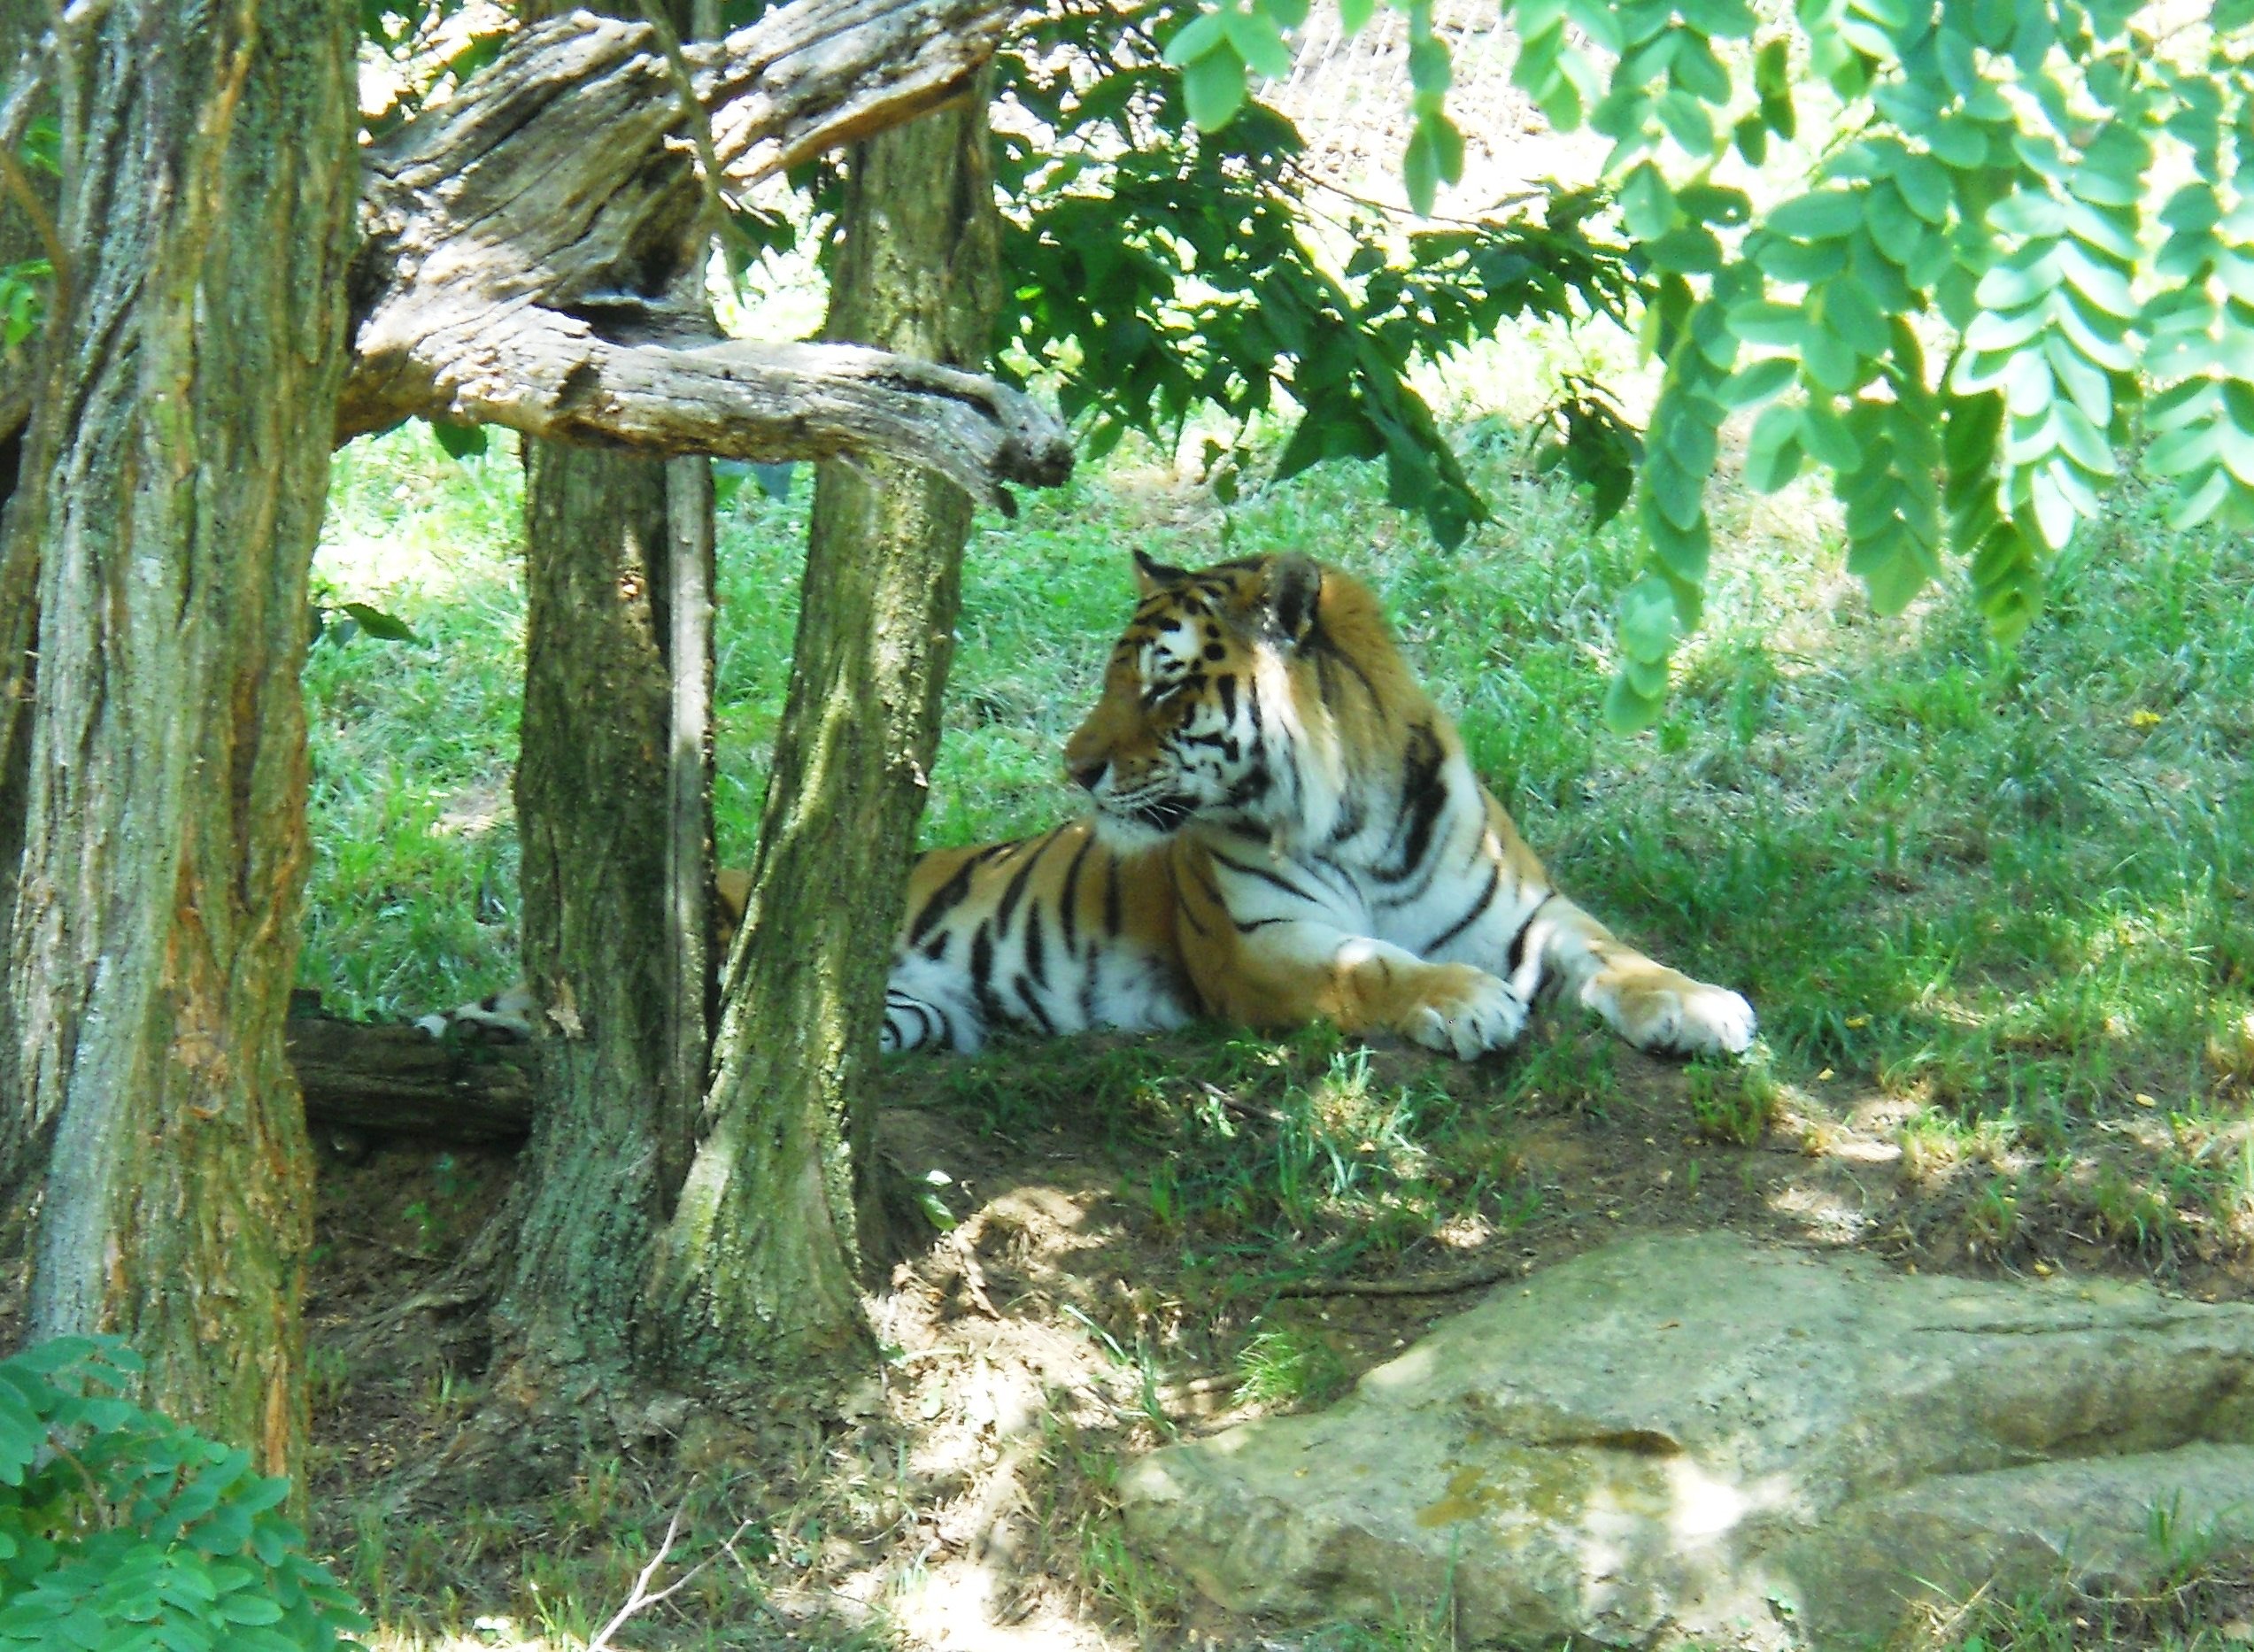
top-left (413, 984), bottom-right (537, 1042)
top-left (1202, 921), bottom-right (1529, 1060)
top-left (1524, 894), bottom-right (1756, 1056)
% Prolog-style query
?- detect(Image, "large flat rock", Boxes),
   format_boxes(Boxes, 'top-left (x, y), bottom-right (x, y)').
top-left (1120, 1233), bottom-right (2254, 1648)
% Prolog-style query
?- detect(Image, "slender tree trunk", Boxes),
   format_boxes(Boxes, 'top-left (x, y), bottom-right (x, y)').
top-left (3, 0), bottom-right (356, 1476)
top-left (498, 444), bottom-right (681, 1376)
top-left (495, 0), bottom-right (717, 1385)
top-left (644, 82), bottom-right (1001, 1386)
top-left (0, 1), bottom-right (57, 1168)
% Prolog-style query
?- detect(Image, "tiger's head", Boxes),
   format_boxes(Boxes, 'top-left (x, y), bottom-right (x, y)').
top-left (1063, 551), bottom-right (1423, 852)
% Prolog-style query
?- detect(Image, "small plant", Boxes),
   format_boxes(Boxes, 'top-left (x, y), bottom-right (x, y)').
top-left (1077, 1515), bottom-right (1181, 1642)
top-left (0, 1338), bottom-right (366, 1651)
top-left (1687, 1054), bottom-right (1780, 1146)
top-left (1232, 1324), bottom-right (1349, 1411)
top-left (1965, 1174), bottom-right (2021, 1256)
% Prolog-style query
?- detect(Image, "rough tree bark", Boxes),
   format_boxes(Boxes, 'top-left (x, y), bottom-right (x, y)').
top-left (644, 82), bottom-right (1001, 1384)
top-left (2, 0), bottom-right (356, 1473)
top-left (0, 1), bottom-right (65, 1137)
top-left (496, 440), bottom-right (679, 1375)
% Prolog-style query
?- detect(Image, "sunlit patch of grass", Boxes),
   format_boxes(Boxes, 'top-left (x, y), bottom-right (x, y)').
top-left (1232, 1322), bottom-right (1349, 1410)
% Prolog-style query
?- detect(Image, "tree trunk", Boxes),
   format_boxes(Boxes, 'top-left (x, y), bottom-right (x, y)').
top-left (644, 82), bottom-right (1000, 1386)
top-left (0, 1), bottom-right (58, 1149)
top-left (3, 0), bottom-right (356, 1478)
top-left (488, 0), bottom-right (718, 1391)
top-left (496, 442), bottom-right (680, 1375)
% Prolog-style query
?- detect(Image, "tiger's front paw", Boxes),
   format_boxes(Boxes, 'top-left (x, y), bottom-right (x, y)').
top-left (1601, 973), bottom-right (1756, 1057)
top-left (1403, 966), bottom-right (1528, 1061)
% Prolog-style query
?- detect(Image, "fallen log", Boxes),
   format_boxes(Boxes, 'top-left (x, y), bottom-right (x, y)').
top-left (288, 1017), bottom-right (533, 1146)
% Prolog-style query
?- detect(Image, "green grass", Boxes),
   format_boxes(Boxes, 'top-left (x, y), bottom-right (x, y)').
top-left (308, 418), bottom-right (2254, 1168)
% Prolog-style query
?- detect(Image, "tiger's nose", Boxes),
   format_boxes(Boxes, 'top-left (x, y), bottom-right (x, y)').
top-left (1069, 757), bottom-right (1108, 792)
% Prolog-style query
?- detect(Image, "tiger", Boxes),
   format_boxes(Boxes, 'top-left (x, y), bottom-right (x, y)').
top-left (878, 550), bottom-right (1756, 1061)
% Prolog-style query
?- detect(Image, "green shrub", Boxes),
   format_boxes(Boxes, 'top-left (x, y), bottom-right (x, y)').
top-left (0, 1338), bottom-right (366, 1652)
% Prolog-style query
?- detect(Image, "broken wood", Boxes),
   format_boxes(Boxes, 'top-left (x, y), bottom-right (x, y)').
top-left (288, 1018), bottom-right (533, 1146)
top-left (341, 0), bottom-right (1071, 504)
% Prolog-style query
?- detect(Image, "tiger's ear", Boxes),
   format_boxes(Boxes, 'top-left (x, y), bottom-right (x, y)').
top-left (1133, 550), bottom-right (1191, 596)
top-left (1264, 553), bottom-right (1324, 644)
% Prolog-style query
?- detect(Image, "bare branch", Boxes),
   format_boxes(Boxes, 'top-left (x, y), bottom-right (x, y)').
top-left (586, 1495), bottom-right (767, 1651)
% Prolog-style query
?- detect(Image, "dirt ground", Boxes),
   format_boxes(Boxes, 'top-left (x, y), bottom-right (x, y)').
top-left (289, 1023), bottom-right (2254, 1648)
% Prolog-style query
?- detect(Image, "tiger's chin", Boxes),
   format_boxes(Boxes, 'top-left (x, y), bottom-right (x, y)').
top-left (1090, 795), bottom-right (1199, 853)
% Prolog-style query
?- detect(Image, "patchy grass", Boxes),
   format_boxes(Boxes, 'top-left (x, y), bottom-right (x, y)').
top-left (300, 414), bottom-right (2254, 1650)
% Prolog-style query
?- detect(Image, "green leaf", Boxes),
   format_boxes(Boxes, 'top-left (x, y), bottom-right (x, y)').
top-left (1603, 670), bottom-right (1664, 735)
top-left (1819, 278), bottom-right (1890, 359)
top-left (1767, 189), bottom-right (1866, 242)
top-left (1745, 403), bottom-right (1804, 490)
top-left (1926, 114), bottom-right (1989, 168)
top-left (1754, 35), bottom-right (1791, 102)
top-left (2055, 239), bottom-right (2135, 318)
top-left (1617, 575), bottom-right (1681, 660)
top-left (1408, 35), bottom-right (1452, 94)
top-left (1162, 10), bottom-right (1227, 65)
top-left (428, 418), bottom-right (486, 460)
top-left (1221, 8), bottom-right (1294, 80)
top-left (1989, 190), bottom-right (2065, 240)
top-left (338, 603), bottom-right (420, 643)
top-left (1656, 89), bottom-right (1717, 156)
top-left (1733, 113), bottom-right (1770, 166)
top-left (1798, 401), bottom-right (1862, 469)
top-left (1402, 126), bottom-right (1439, 215)
top-left (1893, 153), bottom-right (1952, 221)
top-left (1721, 357), bottom-right (1797, 407)
top-left (1181, 46), bottom-right (1247, 128)
top-left (1618, 164), bottom-right (1678, 240)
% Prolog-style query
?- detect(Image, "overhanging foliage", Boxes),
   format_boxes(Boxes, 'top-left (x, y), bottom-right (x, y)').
top-left (1164, 0), bottom-right (2254, 728)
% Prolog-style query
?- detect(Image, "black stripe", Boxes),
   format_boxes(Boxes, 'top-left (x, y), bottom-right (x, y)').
top-left (1103, 855), bottom-right (1123, 938)
top-left (1507, 895), bottom-right (1553, 977)
top-left (1057, 831), bottom-right (1093, 956)
top-left (995, 827), bottom-right (1062, 934)
top-left (1015, 976), bottom-right (1057, 1035)
top-left (907, 855), bottom-right (981, 946)
top-left (970, 925), bottom-right (1006, 1026)
top-left (1424, 861), bottom-right (1501, 954)
top-left (1308, 626), bottom-right (1382, 705)
top-left (1208, 848), bottom-right (1318, 905)
top-left (1189, 860), bottom-right (1228, 914)
top-left (1380, 722), bottom-right (1448, 884)
top-left (1023, 902), bottom-right (1048, 988)
top-left (1169, 860), bottom-right (1212, 938)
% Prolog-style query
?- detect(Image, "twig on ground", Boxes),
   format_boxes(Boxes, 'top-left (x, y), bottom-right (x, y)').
top-left (1275, 1254), bottom-right (1522, 1298)
top-left (589, 1493), bottom-right (766, 1650)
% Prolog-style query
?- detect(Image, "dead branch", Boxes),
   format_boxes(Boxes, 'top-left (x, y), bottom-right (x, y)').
top-left (341, 0), bottom-right (1071, 504)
